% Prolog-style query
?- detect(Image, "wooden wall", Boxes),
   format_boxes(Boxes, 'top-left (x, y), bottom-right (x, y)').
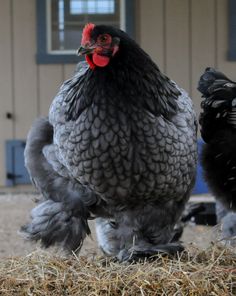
top-left (139, 0), bottom-right (236, 115)
top-left (0, 0), bottom-right (235, 187)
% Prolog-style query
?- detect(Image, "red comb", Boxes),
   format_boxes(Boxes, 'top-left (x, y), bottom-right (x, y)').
top-left (81, 23), bottom-right (95, 45)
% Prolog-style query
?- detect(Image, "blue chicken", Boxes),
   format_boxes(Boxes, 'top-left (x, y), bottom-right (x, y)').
top-left (22, 24), bottom-right (197, 260)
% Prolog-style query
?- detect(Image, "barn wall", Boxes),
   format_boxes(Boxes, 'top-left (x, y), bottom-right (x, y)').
top-left (139, 0), bottom-right (236, 116)
top-left (0, 0), bottom-right (234, 187)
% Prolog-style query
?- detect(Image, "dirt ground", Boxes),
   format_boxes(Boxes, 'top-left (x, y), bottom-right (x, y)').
top-left (0, 193), bottom-right (220, 258)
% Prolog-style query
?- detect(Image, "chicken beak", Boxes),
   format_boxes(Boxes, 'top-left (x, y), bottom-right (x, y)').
top-left (77, 45), bottom-right (94, 56)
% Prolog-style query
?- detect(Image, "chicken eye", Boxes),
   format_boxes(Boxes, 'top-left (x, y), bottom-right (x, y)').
top-left (98, 34), bottom-right (110, 44)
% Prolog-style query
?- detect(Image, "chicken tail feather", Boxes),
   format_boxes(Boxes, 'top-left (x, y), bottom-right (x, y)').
top-left (22, 117), bottom-right (93, 251)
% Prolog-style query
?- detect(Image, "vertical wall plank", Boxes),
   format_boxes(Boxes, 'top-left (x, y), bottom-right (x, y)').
top-left (191, 0), bottom-right (216, 116)
top-left (0, 0), bottom-right (14, 185)
top-left (139, 0), bottom-right (165, 70)
top-left (38, 65), bottom-right (64, 116)
top-left (12, 0), bottom-right (38, 139)
top-left (165, 0), bottom-right (190, 93)
top-left (216, 0), bottom-right (236, 80)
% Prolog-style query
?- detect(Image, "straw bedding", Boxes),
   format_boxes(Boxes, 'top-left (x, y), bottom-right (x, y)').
top-left (0, 243), bottom-right (235, 296)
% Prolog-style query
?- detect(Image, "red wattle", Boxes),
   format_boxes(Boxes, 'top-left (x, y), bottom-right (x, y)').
top-left (93, 53), bottom-right (110, 67)
top-left (86, 55), bottom-right (96, 69)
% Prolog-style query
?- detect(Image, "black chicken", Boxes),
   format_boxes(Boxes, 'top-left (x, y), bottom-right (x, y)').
top-left (198, 67), bottom-right (236, 244)
top-left (22, 24), bottom-right (197, 261)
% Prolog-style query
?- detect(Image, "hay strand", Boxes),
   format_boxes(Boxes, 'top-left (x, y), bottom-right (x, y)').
top-left (0, 244), bottom-right (235, 296)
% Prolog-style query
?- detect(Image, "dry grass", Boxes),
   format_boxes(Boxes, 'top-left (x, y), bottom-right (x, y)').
top-left (0, 244), bottom-right (235, 296)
